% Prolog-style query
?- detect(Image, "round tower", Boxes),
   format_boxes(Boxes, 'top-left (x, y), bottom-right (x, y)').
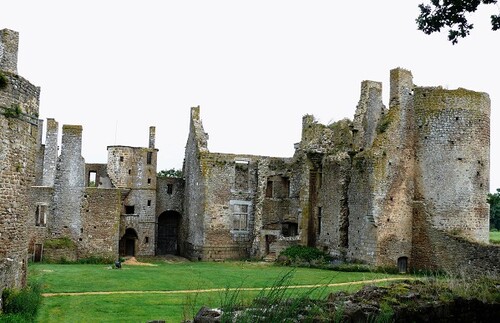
top-left (414, 87), bottom-right (490, 243)
top-left (0, 29), bottom-right (41, 294)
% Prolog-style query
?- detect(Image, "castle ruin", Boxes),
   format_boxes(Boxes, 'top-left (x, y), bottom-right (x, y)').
top-left (1, 29), bottom-right (499, 302)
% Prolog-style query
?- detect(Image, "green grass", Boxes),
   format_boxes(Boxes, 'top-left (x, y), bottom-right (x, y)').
top-left (490, 231), bottom-right (500, 244)
top-left (29, 261), bottom-right (406, 322)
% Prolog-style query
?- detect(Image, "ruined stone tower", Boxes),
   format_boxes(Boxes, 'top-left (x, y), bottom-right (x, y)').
top-left (0, 29), bottom-right (40, 297)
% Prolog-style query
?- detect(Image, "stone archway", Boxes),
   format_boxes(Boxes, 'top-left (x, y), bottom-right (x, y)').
top-left (120, 228), bottom-right (138, 257)
top-left (157, 211), bottom-right (181, 255)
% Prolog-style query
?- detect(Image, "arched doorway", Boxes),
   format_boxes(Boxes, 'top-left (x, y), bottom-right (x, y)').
top-left (120, 228), bottom-right (138, 257)
top-left (157, 211), bottom-right (181, 255)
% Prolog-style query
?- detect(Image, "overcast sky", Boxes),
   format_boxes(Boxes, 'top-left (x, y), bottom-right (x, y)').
top-left (1, 1), bottom-right (499, 192)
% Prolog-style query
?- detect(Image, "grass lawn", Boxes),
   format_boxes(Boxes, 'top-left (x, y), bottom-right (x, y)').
top-left (490, 231), bottom-right (500, 244)
top-left (30, 261), bottom-right (406, 322)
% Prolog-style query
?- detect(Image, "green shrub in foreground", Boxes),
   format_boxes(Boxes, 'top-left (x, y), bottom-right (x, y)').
top-left (1, 281), bottom-right (42, 322)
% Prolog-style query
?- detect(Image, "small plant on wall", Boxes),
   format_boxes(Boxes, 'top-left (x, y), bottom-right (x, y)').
top-left (3, 103), bottom-right (22, 118)
top-left (0, 71), bottom-right (8, 89)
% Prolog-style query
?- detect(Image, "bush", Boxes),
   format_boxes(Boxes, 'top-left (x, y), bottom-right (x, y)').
top-left (278, 245), bottom-right (332, 266)
top-left (43, 237), bottom-right (75, 249)
top-left (0, 71), bottom-right (7, 89)
top-left (1, 281), bottom-right (42, 322)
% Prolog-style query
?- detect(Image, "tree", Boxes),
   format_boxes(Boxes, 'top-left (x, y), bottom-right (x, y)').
top-left (487, 188), bottom-right (500, 230)
top-left (416, 0), bottom-right (500, 44)
top-left (157, 168), bottom-right (183, 178)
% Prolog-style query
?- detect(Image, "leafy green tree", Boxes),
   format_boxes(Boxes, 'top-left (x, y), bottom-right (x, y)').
top-left (487, 188), bottom-right (500, 230)
top-left (157, 168), bottom-right (183, 178)
top-left (417, 0), bottom-right (500, 44)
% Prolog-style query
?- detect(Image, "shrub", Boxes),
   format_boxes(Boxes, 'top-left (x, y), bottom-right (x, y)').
top-left (0, 71), bottom-right (7, 89)
top-left (1, 281), bottom-right (42, 322)
top-left (278, 245), bottom-right (332, 266)
top-left (43, 237), bottom-right (75, 249)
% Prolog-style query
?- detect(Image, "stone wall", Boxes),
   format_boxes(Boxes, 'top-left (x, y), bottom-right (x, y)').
top-left (52, 125), bottom-right (85, 239)
top-left (156, 177), bottom-right (184, 215)
top-left (42, 118), bottom-right (59, 186)
top-left (0, 28), bottom-right (40, 300)
top-left (412, 202), bottom-right (500, 275)
top-left (0, 29), bottom-right (18, 74)
top-left (414, 87), bottom-right (490, 242)
top-left (79, 188), bottom-right (121, 259)
top-left (182, 107), bottom-right (209, 259)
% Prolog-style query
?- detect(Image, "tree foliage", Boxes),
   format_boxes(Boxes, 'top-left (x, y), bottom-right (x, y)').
top-left (417, 0), bottom-right (500, 44)
top-left (157, 168), bottom-right (183, 178)
top-left (487, 188), bottom-right (500, 230)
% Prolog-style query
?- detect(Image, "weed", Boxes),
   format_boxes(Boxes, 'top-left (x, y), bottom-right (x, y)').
top-left (1, 281), bottom-right (43, 322)
top-left (43, 237), bottom-right (75, 249)
top-left (0, 71), bottom-right (7, 89)
top-left (2, 104), bottom-right (22, 118)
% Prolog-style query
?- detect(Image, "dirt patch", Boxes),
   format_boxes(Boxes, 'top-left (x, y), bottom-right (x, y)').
top-left (161, 255), bottom-right (190, 263)
top-left (122, 257), bottom-right (157, 266)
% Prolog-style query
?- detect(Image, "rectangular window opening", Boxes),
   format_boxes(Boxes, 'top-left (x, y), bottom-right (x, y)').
top-left (147, 151), bottom-right (153, 165)
top-left (88, 171), bottom-right (97, 187)
top-left (234, 160), bottom-right (249, 191)
top-left (35, 204), bottom-right (47, 227)
top-left (147, 200), bottom-right (151, 207)
top-left (125, 205), bottom-right (135, 215)
top-left (167, 184), bottom-right (173, 195)
top-left (231, 201), bottom-right (251, 232)
top-left (266, 180), bottom-right (273, 198)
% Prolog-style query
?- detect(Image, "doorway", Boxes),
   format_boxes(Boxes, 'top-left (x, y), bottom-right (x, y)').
top-left (120, 228), bottom-right (138, 257)
top-left (157, 211), bottom-right (181, 255)
top-left (34, 244), bottom-right (43, 262)
top-left (398, 256), bottom-right (408, 273)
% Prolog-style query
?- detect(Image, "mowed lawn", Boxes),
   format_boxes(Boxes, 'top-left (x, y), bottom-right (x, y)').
top-left (30, 261), bottom-right (404, 322)
top-left (491, 231), bottom-right (500, 244)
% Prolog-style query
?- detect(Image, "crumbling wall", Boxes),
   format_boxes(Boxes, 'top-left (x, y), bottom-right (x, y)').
top-left (52, 125), bottom-right (85, 240)
top-left (198, 153), bottom-right (257, 260)
top-left (182, 107), bottom-right (208, 259)
top-left (156, 177), bottom-right (184, 215)
top-left (0, 28), bottom-right (40, 298)
top-left (414, 87), bottom-right (490, 243)
top-left (42, 118), bottom-right (59, 186)
top-left (79, 188), bottom-right (121, 259)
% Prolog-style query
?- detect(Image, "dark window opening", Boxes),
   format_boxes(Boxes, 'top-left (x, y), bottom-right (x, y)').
top-left (80, 228), bottom-right (83, 234)
top-left (147, 151), bottom-right (153, 165)
top-left (283, 177), bottom-right (290, 197)
top-left (145, 236), bottom-right (149, 244)
top-left (282, 222), bottom-right (298, 237)
top-left (128, 169), bottom-right (132, 175)
top-left (147, 200), bottom-right (151, 207)
top-left (125, 205), bottom-right (135, 214)
top-left (120, 156), bottom-right (124, 162)
top-left (35, 205), bottom-right (47, 227)
top-left (266, 181), bottom-right (273, 198)
top-left (147, 178), bottom-right (152, 184)
top-left (167, 184), bottom-right (173, 195)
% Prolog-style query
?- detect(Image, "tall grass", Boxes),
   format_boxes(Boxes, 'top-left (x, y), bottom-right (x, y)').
top-left (0, 281), bottom-right (43, 322)
top-left (219, 270), bottom-right (330, 322)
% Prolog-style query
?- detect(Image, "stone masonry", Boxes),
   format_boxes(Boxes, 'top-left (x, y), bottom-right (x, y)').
top-left (1, 29), bottom-right (499, 308)
top-left (0, 29), bottom-right (40, 302)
